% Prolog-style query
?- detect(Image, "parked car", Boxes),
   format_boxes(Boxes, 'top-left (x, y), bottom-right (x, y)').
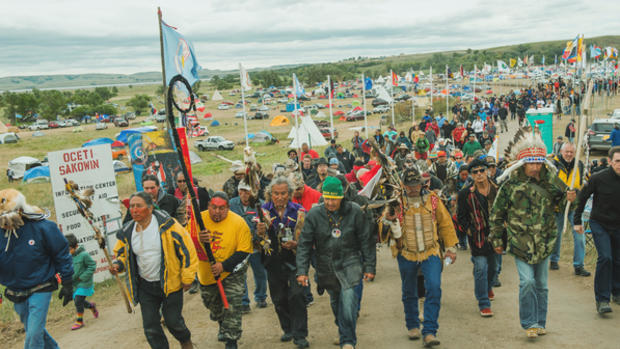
top-left (395, 94), bottom-right (411, 101)
top-left (372, 98), bottom-right (389, 107)
top-left (235, 111), bottom-right (248, 119)
top-left (66, 119), bottom-right (80, 127)
top-left (95, 122), bottom-right (108, 130)
top-left (251, 111), bottom-right (269, 120)
top-left (345, 110), bottom-right (367, 121)
top-left (114, 118), bottom-right (129, 127)
top-left (587, 118), bottom-right (620, 151)
top-left (48, 121), bottom-right (59, 128)
top-left (154, 114), bottom-right (167, 123)
top-left (217, 104), bottom-right (231, 110)
top-left (58, 120), bottom-right (67, 128)
top-left (258, 105), bottom-right (270, 112)
top-left (373, 105), bottom-right (390, 114)
top-left (319, 128), bottom-right (338, 139)
top-left (611, 108), bottom-right (620, 119)
top-left (195, 136), bottom-right (235, 151)
top-left (29, 119), bottom-right (49, 131)
top-left (123, 112), bottom-right (137, 120)
top-left (249, 104), bottom-right (259, 111)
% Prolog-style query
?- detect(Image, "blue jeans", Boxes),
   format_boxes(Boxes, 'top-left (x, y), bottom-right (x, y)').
top-left (242, 252), bottom-right (268, 305)
top-left (327, 286), bottom-right (359, 347)
top-left (589, 219), bottom-right (620, 302)
top-left (471, 255), bottom-right (497, 310)
top-left (551, 211), bottom-right (586, 268)
top-left (13, 291), bottom-right (59, 349)
top-left (397, 254), bottom-right (442, 336)
top-left (354, 280), bottom-right (363, 312)
top-left (514, 256), bottom-right (549, 329)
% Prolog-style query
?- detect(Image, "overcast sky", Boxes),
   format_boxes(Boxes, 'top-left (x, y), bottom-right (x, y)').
top-left (2, 0), bottom-right (619, 78)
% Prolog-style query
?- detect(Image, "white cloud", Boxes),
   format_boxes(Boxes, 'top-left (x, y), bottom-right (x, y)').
top-left (1, 0), bottom-right (619, 77)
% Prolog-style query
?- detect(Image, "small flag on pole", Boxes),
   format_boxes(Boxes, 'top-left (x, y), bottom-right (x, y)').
top-left (239, 63), bottom-right (252, 91)
top-left (364, 77), bottom-right (373, 90)
top-left (391, 71), bottom-right (399, 86)
top-left (161, 20), bottom-right (201, 86)
top-left (293, 73), bottom-right (305, 97)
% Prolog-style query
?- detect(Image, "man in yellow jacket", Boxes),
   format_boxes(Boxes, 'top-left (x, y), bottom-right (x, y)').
top-left (383, 168), bottom-right (458, 347)
top-left (196, 192), bottom-right (253, 349)
top-left (550, 143), bottom-right (591, 276)
top-left (112, 192), bottom-right (198, 349)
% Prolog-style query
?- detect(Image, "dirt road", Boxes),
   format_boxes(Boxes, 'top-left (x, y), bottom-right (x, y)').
top-left (21, 246), bottom-right (618, 349)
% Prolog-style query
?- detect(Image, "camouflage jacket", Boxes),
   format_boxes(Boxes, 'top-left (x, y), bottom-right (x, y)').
top-left (489, 166), bottom-right (567, 264)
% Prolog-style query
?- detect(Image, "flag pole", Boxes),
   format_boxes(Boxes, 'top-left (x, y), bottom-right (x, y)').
top-left (473, 64), bottom-right (477, 101)
top-left (328, 75), bottom-right (335, 140)
top-left (430, 66), bottom-right (433, 113)
top-left (445, 65), bottom-right (449, 119)
top-left (239, 64), bottom-right (249, 147)
top-left (362, 73), bottom-right (369, 139)
top-left (157, 7), bottom-right (167, 93)
top-left (293, 74), bottom-right (301, 162)
top-left (390, 70), bottom-right (395, 127)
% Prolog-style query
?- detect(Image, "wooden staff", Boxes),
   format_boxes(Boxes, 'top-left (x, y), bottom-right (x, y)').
top-left (562, 80), bottom-right (593, 232)
top-left (63, 179), bottom-right (133, 313)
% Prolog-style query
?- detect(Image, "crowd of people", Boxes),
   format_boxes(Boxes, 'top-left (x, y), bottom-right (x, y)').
top-left (2, 80), bottom-right (620, 349)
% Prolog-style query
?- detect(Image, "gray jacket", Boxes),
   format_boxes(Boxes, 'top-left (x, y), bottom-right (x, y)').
top-left (296, 201), bottom-right (376, 291)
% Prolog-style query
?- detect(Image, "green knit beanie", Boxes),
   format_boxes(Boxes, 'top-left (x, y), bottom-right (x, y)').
top-left (322, 176), bottom-right (343, 199)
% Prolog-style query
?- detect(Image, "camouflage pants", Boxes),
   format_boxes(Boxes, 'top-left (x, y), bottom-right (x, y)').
top-left (200, 267), bottom-right (247, 341)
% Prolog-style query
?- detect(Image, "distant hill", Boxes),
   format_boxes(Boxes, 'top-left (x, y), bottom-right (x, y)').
top-left (2, 35), bottom-right (619, 91)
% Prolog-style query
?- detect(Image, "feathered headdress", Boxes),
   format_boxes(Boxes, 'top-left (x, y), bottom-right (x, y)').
top-left (497, 126), bottom-right (556, 183)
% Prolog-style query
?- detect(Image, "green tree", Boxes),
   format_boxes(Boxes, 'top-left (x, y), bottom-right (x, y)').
top-left (127, 94), bottom-right (151, 113)
top-left (38, 90), bottom-right (67, 120)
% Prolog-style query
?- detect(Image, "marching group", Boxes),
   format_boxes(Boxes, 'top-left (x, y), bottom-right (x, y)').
top-left (1, 81), bottom-right (620, 349)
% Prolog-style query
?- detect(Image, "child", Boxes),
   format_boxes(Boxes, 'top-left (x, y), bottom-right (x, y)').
top-left (65, 233), bottom-right (99, 330)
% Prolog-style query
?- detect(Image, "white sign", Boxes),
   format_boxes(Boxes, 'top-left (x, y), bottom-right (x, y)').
top-left (49, 144), bottom-right (122, 283)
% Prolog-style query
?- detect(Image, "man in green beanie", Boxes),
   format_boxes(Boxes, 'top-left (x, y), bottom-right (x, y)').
top-left (297, 177), bottom-right (376, 349)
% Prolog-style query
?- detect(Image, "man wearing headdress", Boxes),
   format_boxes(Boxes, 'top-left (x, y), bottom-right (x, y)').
top-left (489, 129), bottom-right (576, 339)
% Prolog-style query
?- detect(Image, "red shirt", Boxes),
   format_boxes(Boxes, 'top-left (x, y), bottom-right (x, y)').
top-left (292, 185), bottom-right (322, 211)
top-left (301, 149), bottom-right (319, 159)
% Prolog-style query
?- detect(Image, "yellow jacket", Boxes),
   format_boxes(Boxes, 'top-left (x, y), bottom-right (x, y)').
top-left (113, 210), bottom-right (198, 302)
top-left (196, 210), bottom-right (253, 286)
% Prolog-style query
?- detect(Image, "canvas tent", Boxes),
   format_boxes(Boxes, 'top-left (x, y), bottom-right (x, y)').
top-left (212, 90), bottom-right (223, 101)
top-left (9, 156), bottom-right (42, 179)
top-left (113, 160), bottom-right (131, 173)
top-left (23, 165), bottom-right (50, 183)
top-left (288, 116), bottom-right (328, 148)
top-left (188, 150), bottom-right (202, 164)
top-left (270, 115), bottom-right (290, 126)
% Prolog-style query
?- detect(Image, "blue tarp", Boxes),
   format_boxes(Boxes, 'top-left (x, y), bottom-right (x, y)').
top-left (82, 137), bottom-right (114, 147)
top-left (115, 126), bottom-right (158, 143)
top-left (23, 165), bottom-right (50, 183)
top-left (211, 120), bottom-right (220, 126)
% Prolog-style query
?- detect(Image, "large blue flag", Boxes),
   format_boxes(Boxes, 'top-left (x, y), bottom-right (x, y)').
top-left (293, 73), bottom-right (305, 98)
top-left (364, 77), bottom-right (373, 90)
top-left (161, 20), bottom-right (201, 86)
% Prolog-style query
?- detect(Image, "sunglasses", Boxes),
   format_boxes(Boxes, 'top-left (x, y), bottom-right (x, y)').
top-left (471, 168), bottom-right (486, 174)
top-left (177, 180), bottom-right (186, 183)
top-left (455, 157), bottom-right (463, 160)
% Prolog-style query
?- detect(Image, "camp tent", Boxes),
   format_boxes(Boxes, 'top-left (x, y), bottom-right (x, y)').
top-left (210, 120), bottom-right (220, 127)
top-left (23, 165), bottom-right (50, 183)
top-left (250, 131), bottom-right (277, 144)
top-left (8, 156), bottom-right (41, 179)
top-left (212, 90), bottom-right (223, 101)
top-left (82, 137), bottom-right (114, 147)
top-left (115, 126), bottom-right (157, 143)
top-left (288, 116), bottom-right (328, 148)
top-left (270, 115), bottom-right (290, 126)
top-left (188, 151), bottom-right (202, 164)
top-left (113, 160), bottom-right (131, 173)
